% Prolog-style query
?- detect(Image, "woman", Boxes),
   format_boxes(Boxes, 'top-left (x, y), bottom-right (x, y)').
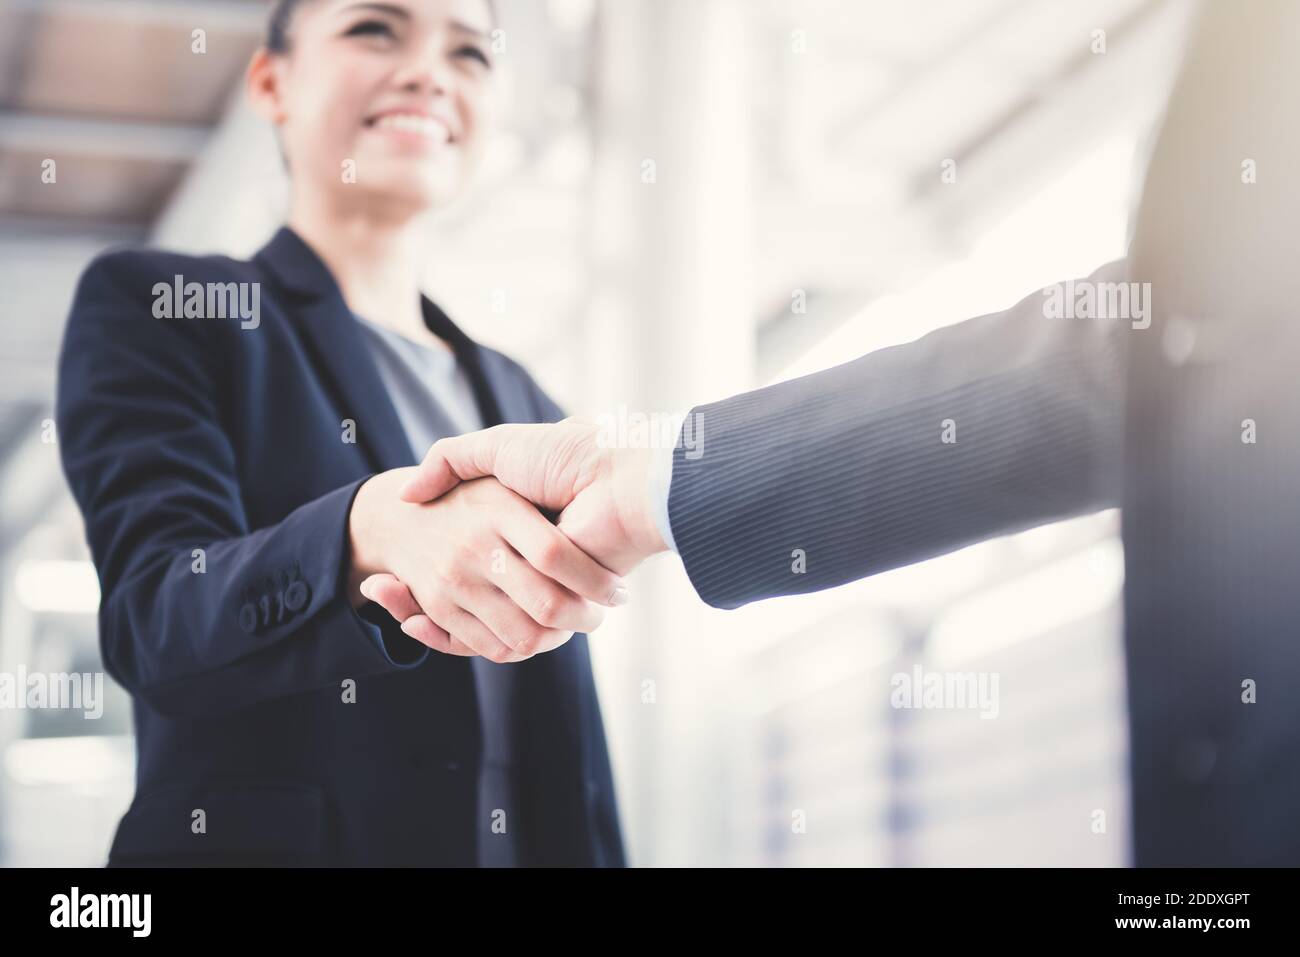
top-left (56, 0), bottom-right (627, 866)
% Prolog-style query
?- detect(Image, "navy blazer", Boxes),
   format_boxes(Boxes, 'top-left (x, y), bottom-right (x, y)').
top-left (56, 226), bottom-right (625, 867)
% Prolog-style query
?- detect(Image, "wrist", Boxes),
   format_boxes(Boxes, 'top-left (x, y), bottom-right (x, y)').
top-left (347, 472), bottom-right (397, 607)
top-left (610, 448), bottom-right (668, 561)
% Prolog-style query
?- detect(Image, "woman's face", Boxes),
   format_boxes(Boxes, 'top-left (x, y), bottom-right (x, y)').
top-left (254, 0), bottom-right (497, 214)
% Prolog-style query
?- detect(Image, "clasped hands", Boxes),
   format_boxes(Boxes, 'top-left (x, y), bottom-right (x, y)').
top-left (347, 419), bottom-right (668, 662)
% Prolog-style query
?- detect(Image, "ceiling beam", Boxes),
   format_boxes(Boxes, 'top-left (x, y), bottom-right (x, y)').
top-left (0, 111), bottom-right (208, 162)
top-left (6, 0), bottom-right (268, 33)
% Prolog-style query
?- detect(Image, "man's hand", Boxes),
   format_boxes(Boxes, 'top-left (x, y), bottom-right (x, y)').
top-left (360, 422), bottom-right (671, 645)
top-left (348, 467), bottom-right (628, 663)
top-left (398, 419), bottom-right (669, 575)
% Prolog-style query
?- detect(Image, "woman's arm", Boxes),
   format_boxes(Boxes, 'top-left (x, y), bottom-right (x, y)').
top-left (56, 251), bottom-right (431, 717)
top-left (56, 251), bottom-right (619, 718)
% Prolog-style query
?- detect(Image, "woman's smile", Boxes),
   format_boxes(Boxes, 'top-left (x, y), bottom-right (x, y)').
top-left (364, 108), bottom-right (456, 149)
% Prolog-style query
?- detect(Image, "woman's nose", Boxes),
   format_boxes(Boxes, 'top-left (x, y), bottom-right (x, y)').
top-left (393, 46), bottom-right (453, 97)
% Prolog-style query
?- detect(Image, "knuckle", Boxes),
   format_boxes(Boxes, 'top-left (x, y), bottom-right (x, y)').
top-left (518, 625), bottom-right (557, 657)
top-left (425, 437), bottom-right (452, 463)
top-left (510, 620), bottom-right (545, 654)
top-left (436, 549), bottom-right (475, 587)
top-left (513, 632), bottom-right (537, 657)
top-left (530, 590), bottom-right (566, 628)
top-left (534, 536), bottom-right (566, 572)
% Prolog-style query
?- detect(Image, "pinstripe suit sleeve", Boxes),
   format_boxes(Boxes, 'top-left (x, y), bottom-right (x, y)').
top-left (666, 260), bottom-right (1128, 609)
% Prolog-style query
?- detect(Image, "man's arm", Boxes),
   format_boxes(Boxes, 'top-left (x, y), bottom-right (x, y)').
top-left (666, 261), bottom-right (1127, 607)
top-left (396, 261), bottom-right (1128, 609)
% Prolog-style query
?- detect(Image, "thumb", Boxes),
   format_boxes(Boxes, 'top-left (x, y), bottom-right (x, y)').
top-left (398, 433), bottom-right (490, 502)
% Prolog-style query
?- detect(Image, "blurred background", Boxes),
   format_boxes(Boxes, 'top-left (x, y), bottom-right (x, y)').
top-left (0, 0), bottom-right (1197, 866)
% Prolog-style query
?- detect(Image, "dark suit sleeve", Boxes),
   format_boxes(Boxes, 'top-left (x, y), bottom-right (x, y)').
top-left (667, 260), bottom-right (1129, 609)
top-left (56, 251), bottom-right (429, 718)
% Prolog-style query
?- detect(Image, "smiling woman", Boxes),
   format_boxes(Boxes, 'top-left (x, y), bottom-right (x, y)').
top-left (251, 0), bottom-right (498, 215)
top-left (53, 0), bottom-right (627, 869)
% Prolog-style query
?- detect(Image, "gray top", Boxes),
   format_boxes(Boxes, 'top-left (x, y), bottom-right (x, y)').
top-left (355, 314), bottom-right (524, 867)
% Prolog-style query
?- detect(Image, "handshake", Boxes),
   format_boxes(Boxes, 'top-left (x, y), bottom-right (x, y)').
top-left (347, 419), bottom-right (671, 662)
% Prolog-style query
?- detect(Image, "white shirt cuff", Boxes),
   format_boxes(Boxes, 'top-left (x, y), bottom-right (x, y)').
top-left (647, 435), bottom-right (678, 553)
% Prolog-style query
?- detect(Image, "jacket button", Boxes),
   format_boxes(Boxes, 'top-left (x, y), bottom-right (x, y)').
top-left (238, 603), bottom-right (259, 634)
top-left (285, 580), bottom-right (311, 612)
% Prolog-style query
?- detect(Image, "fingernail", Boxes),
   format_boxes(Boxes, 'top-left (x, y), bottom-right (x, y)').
top-left (608, 585), bottom-right (630, 607)
top-left (358, 580), bottom-right (373, 600)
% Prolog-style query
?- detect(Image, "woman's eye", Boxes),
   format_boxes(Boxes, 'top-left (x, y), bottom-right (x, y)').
top-left (344, 19), bottom-right (395, 39)
top-left (454, 45), bottom-right (491, 68)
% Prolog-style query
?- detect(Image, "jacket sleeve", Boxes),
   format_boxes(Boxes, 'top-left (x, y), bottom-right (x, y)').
top-left (56, 250), bottom-right (429, 718)
top-left (667, 260), bottom-right (1130, 609)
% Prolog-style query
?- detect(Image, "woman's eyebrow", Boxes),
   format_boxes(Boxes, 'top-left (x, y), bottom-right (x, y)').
top-left (449, 20), bottom-right (490, 40)
top-left (338, 2), bottom-right (411, 21)
top-left (334, 5), bottom-right (488, 41)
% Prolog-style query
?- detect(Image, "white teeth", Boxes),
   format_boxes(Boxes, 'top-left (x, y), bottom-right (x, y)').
top-left (372, 114), bottom-right (451, 142)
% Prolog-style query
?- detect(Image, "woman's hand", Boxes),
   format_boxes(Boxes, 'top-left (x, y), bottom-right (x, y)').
top-left (397, 419), bottom-right (669, 576)
top-left (348, 468), bottom-right (628, 663)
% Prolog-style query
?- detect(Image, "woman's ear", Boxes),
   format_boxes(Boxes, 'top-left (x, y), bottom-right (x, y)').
top-left (246, 48), bottom-right (287, 125)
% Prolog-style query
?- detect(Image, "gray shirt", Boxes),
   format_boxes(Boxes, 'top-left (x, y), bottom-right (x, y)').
top-left (354, 314), bottom-right (524, 867)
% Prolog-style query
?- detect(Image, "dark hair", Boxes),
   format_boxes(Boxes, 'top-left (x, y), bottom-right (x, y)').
top-left (267, 0), bottom-right (496, 54)
top-left (267, 0), bottom-right (305, 53)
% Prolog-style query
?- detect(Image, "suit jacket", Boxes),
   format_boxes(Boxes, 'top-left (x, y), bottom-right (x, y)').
top-left (666, 255), bottom-right (1300, 867)
top-left (668, 260), bottom-right (1126, 607)
top-left (56, 226), bottom-right (625, 867)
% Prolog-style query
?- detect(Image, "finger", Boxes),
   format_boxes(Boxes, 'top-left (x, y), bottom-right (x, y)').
top-left (360, 573), bottom-right (423, 619)
top-left (401, 615), bottom-right (477, 656)
top-left (418, 591), bottom-right (528, 664)
top-left (399, 430), bottom-right (501, 503)
top-left (487, 542), bottom-right (605, 633)
top-left (502, 508), bottom-right (629, 608)
top-left (456, 583), bottom-right (572, 660)
top-left (360, 574), bottom-right (475, 656)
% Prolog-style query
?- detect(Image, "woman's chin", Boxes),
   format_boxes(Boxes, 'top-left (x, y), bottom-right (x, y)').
top-left (342, 176), bottom-right (462, 217)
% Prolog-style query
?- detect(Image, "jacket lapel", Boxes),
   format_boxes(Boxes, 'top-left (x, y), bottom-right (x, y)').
top-left (255, 226), bottom-right (525, 474)
top-left (256, 227), bottom-right (416, 473)
top-left (419, 296), bottom-right (509, 429)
